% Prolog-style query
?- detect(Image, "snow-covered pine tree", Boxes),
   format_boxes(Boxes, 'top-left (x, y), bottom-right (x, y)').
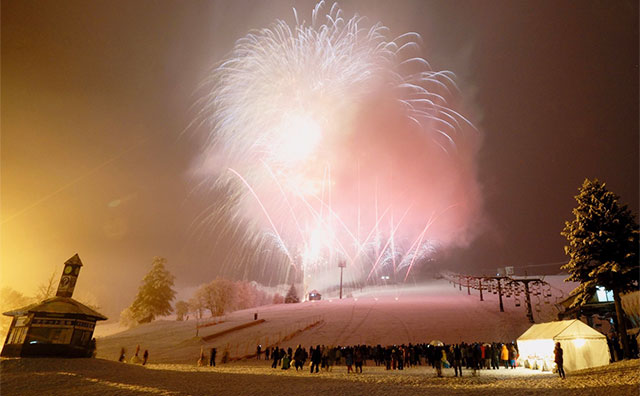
top-left (561, 178), bottom-right (639, 359)
top-left (127, 257), bottom-right (176, 324)
top-left (284, 284), bottom-right (300, 303)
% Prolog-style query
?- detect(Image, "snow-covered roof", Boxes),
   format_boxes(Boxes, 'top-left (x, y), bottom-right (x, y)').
top-left (3, 296), bottom-right (107, 321)
top-left (517, 319), bottom-right (605, 341)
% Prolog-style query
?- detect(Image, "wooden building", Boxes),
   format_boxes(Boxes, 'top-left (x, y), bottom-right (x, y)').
top-left (1, 254), bottom-right (107, 358)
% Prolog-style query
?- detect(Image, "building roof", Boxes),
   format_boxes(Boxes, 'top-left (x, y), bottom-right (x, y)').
top-left (517, 319), bottom-right (605, 341)
top-left (3, 296), bottom-right (107, 321)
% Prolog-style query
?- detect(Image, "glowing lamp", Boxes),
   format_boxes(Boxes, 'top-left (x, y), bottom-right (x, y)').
top-left (572, 338), bottom-right (586, 348)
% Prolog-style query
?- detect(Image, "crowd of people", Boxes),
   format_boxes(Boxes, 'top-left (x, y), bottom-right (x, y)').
top-left (118, 344), bottom-right (149, 365)
top-left (256, 341), bottom-right (522, 376)
top-left (117, 339), bottom-right (575, 379)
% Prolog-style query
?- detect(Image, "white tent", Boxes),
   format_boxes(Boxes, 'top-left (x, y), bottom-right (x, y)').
top-left (516, 319), bottom-right (610, 372)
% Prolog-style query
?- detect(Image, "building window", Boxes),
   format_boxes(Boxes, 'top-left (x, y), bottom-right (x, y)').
top-left (71, 330), bottom-right (91, 346)
top-left (595, 286), bottom-right (614, 303)
top-left (8, 327), bottom-right (28, 344)
top-left (26, 327), bottom-right (73, 344)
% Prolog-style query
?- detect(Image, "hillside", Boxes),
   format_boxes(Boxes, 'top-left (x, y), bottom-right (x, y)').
top-left (95, 277), bottom-right (579, 364)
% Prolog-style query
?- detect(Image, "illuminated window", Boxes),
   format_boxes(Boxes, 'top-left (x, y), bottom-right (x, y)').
top-left (595, 286), bottom-right (614, 302)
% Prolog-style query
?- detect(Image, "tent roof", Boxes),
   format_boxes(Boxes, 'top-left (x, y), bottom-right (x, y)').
top-left (517, 319), bottom-right (605, 341)
top-left (3, 296), bottom-right (107, 321)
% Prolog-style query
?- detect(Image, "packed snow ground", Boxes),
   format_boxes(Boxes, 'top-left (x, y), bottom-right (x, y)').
top-left (95, 278), bottom-right (580, 364)
top-left (2, 357), bottom-right (639, 396)
top-left (4, 278), bottom-right (636, 396)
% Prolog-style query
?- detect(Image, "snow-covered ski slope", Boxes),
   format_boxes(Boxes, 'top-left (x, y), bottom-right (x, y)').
top-left (96, 277), bottom-right (578, 364)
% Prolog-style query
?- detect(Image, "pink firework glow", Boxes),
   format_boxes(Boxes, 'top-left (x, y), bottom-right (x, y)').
top-left (195, 2), bottom-right (483, 293)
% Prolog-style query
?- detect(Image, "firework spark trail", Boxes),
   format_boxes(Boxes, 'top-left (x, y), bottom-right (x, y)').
top-left (196, 1), bottom-right (483, 291)
top-left (227, 168), bottom-right (295, 268)
top-left (365, 204), bottom-right (414, 281)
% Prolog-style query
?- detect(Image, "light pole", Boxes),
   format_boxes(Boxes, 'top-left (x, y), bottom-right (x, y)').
top-left (338, 261), bottom-right (346, 299)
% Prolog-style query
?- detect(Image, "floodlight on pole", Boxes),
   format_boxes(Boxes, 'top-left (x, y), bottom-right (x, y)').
top-left (338, 261), bottom-right (346, 299)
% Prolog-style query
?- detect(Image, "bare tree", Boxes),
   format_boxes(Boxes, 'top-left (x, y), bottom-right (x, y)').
top-left (35, 270), bottom-right (57, 301)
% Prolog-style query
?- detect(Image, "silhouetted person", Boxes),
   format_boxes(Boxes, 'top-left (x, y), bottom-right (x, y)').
top-left (143, 350), bottom-right (149, 365)
top-left (272, 347), bottom-right (280, 368)
top-left (88, 338), bottom-right (97, 358)
top-left (554, 342), bottom-right (565, 379)
top-left (310, 345), bottom-right (322, 373)
top-left (210, 348), bottom-right (217, 367)
top-left (118, 347), bottom-right (126, 362)
top-left (453, 345), bottom-right (463, 377)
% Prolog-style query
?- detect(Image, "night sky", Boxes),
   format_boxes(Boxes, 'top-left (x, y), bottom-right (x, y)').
top-left (2, 0), bottom-right (638, 318)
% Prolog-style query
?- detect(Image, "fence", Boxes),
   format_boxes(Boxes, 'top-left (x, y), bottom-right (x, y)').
top-left (224, 315), bottom-right (325, 362)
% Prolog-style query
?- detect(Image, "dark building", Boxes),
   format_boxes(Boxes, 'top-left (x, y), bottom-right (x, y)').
top-left (308, 289), bottom-right (322, 301)
top-left (1, 254), bottom-right (107, 357)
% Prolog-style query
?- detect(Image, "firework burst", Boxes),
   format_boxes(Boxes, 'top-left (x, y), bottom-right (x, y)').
top-left (195, 1), bottom-right (482, 294)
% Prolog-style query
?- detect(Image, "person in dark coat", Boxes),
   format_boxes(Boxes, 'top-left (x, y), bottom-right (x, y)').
top-left (88, 338), bottom-right (97, 358)
top-left (310, 345), bottom-right (322, 373)
top-left (384, 347), bottom-right (392, 370)
top-left (294, 345), bottom-right (306, 371)
top-left (491, 343), bottom-right (500, 370)
top-left (472, 343), bottom-right (481, 375)
top-left (345, 347), bottom-right (354, 373)
top-left (272, 347), bottom-right (279, 368)
top-left (118, 347), bottom-right (126, 362)
top-left (143, 350), bottom-right (149, 365)
top-left (434, 346), bottom-right (443, 377)
top-left (354, 347), bottom-right (363, 373)
top-left (453, 344), bottom-right (463, 377)
top-left (209, 348), bottom-right (217, 367)
top-left (554, 342), bottom-right (565, 379)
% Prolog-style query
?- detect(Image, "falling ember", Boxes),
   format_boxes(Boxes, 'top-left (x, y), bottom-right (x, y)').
top-left (195, 1), bottom-right (483, 292)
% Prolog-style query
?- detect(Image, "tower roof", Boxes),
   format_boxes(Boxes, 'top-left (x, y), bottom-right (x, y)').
top-left (64, 253), bottom-right (83, 267)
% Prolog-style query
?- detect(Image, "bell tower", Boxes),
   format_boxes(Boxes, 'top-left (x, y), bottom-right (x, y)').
top-left (56, 253), bottom-right (83, 298)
